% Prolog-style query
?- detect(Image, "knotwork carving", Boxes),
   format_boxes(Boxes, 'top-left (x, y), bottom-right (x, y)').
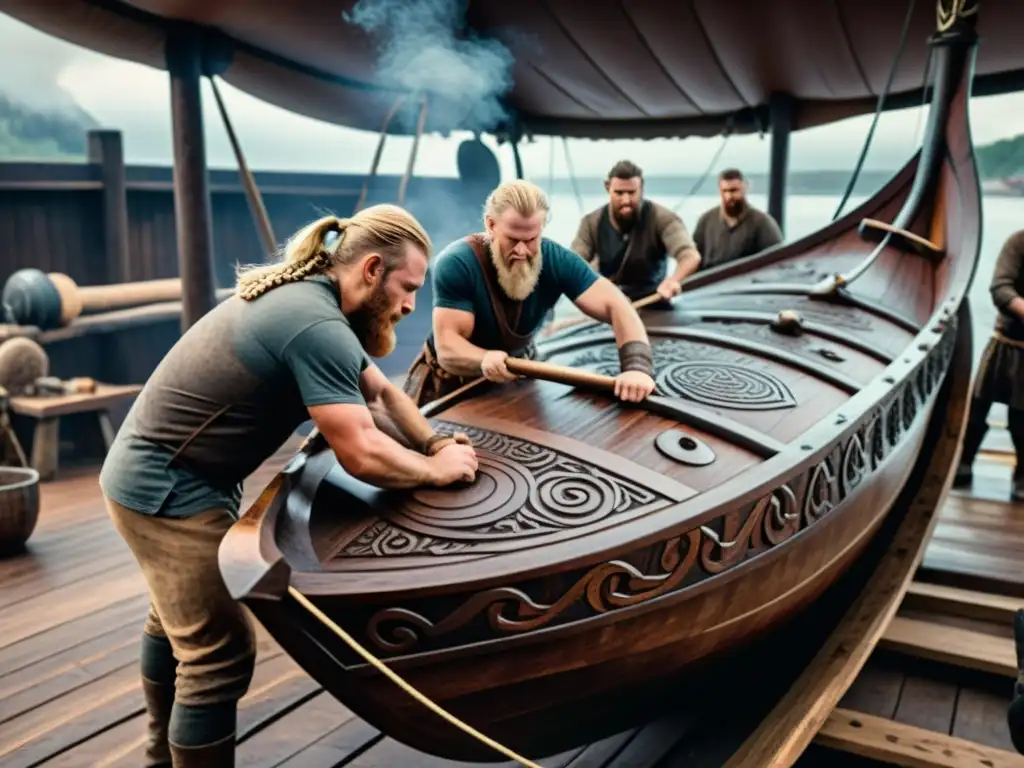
top-left (658, 361), bottom-right (797, 411)
top-left (353, 318), bottom-right (958, 657)
top-left (339, 422), bottom-right (672, 558)
top-left (569, 340), bottom-right (797, 410)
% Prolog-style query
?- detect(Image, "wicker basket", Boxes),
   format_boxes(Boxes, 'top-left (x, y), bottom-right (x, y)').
top-left (0, 466), bottom-right (40, 555)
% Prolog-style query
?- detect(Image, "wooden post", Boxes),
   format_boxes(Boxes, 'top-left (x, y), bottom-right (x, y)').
top-left (511, 139), bottom-right (524, 180)
top-left (87, 130), bottom-right (131, 284)
top-left (166, 27), bottom-right (217, 331)
top-left (767, 92), bottom-right (794, 234)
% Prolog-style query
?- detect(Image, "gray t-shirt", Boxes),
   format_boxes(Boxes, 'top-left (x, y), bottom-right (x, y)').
top-left (99, 275), bottom-right (369, 518)
top-left (692, 206), bottom-right (783, 270)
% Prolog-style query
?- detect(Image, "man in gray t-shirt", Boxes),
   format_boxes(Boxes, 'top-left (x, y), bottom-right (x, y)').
top-left (100, 205), bottom-right (477, 766)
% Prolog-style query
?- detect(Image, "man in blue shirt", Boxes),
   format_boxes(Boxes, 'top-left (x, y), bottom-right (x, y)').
top-left (403, 179), bottom-right (656, 407)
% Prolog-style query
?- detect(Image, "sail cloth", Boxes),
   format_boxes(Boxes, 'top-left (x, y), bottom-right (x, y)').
top-left (4, 0), bottom-right (1024, 139)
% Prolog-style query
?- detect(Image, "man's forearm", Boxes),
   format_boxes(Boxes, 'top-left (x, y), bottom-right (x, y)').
top-left (436, 335), bottom-right (490, 378)
top-left (327, 429), bottom-right (436, 489)
top-left (670, 248), bottom-right (701, 283)
top-left (609, 300), bottom-right (649, 347)
top-left (379, 384), bottom-right (437, 450)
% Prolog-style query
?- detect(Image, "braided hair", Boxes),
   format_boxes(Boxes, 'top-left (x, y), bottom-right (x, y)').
top-left (235, 204), bottom-right (433, 301)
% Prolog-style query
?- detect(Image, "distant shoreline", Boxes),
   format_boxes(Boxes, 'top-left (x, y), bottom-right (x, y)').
top-left (531, 171), bottom-right (1023, 198)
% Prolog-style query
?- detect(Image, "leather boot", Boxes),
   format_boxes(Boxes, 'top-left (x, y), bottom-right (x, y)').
top-left (141, 676), bottom-right (175, 767)
top-left (1008, 609), bottom-right (1024, 753)
top-left (169, 733), bottom-right (236, 767)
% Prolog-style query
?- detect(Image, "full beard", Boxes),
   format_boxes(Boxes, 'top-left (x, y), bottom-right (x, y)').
top-left (349, 281), bottom-right (399, 357)
top-left (725, 198), bottom-right (747, 217)
top-left (612, 206), bottom-right (636, 231)
top-left (490, 240), bottom-right (542, 301)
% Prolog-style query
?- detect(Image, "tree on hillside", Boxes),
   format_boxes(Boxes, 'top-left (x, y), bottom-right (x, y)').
top-left (975, 133), bottom-right (1024, 179)
top-left (0, 95), bottom-right (97, 160)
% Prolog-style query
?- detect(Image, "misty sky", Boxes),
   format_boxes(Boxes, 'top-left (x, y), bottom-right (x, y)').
top-left (3, 11), bottom-right (1024, 181)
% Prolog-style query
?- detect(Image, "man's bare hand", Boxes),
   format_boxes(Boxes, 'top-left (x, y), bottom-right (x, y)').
top-left (614, 370), bottom-right (656, 403)
top-left (481, 350), bottom-right (519, 383)
top-left (656, 278), bottom-right (682, 301)
top-left (426, 443), bottom-right (478, 486)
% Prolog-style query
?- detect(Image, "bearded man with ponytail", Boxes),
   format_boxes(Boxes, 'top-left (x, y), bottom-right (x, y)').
top-left (98, 204), bottom-right (477, 767)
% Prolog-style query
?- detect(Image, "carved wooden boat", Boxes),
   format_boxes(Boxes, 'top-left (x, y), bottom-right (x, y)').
top-left (219, 11), bottom-right (983, 763)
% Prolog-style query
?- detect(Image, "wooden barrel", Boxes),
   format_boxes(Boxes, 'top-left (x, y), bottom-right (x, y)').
top-left (0, 467), bottom-right (40, 555)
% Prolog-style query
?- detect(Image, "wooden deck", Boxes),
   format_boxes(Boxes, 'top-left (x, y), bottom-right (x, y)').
top-left (2, 441), bottom-right (1023, 767)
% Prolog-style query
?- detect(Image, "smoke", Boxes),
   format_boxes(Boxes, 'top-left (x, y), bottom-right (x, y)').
top-left (344, 0), bottom-right (516, 134)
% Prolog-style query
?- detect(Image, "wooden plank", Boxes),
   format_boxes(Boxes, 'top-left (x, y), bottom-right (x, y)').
top-left (953, 686), bottom-right (1021, 753)
top-left (836, 660), bottom-right (905, 719)
top-left (892, 675), bottom-right (958, 735)
top-left (880, 616), bottom-right (1017, 678)
top-left (9, 384), bottom-right (142, 419)
top-left (905, 581), bottom-right (1024, 624)
top-left (273, 719), bottom-right (382, 767)
top-left (817, 707), bottom-right (1024, 767)
top-left (718, 300), bottom-right (975, 768)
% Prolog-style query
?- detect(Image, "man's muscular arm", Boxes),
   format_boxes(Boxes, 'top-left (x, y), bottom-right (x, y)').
top-left (572, 277), bottom-right (649, 347)
top-left (654, 205), bottom-right (702, 298)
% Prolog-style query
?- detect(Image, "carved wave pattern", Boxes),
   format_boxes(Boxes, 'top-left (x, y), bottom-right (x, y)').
top-left (687, 295), bottom-right (877, 332)
top-left (355, 320), bottom-right (957, 658)
top-left (339, 424), bottom-right (674, 558)
top-left (701, 321), bottom-right (852, 366)
top-left (569, 339), bottom-right (797, 411)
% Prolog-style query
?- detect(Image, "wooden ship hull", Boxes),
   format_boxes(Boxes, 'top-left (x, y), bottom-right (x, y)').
top-left (218, 11), bottom-right (983, 763)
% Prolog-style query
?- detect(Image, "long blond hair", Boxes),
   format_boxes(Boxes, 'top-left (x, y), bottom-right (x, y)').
top-left (235, 204), bottom-right (433, 300)
top-left (483, 179), bottom-right (551, 229)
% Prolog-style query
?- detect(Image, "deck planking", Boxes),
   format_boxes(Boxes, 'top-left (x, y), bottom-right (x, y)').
top-left (1, 441), bottom-right (1022, 767)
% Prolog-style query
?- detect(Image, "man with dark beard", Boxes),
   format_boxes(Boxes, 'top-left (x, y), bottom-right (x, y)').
top-left (692, 168), bottom-right (783, 271)
top-left (402, 179), bottom-right (656, 407)
top-left (570, 160), bottom-right (702, 303)
top-left (98, 205), bottom-right (478, 767)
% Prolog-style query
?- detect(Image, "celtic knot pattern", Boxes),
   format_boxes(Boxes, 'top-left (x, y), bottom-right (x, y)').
top-left (339, 423), bottom-right (673, 558)
top-left (658, 361), bottom-right (797, 411)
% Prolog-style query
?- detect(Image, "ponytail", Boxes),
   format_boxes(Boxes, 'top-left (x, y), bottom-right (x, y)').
top-left (235, 215), bottom-right (350, 300)
top-left (235, 204), bottom-right (432, 301)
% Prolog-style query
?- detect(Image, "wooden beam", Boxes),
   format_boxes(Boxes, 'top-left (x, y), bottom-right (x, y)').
top-left (767, 92), bottom-right (793, 233)
top-left (817, 708), bottom-right (1024, 767)
top-left (859, 217), bottom-right (945, 260)
top-left (879, 615), bottom-right (1017, 678)
top-left (87, 130), bottom-right (131, 283)
top-left (166, 26), bottom-right (218, 332)
top-left (903, 581), bottom-right (1023, 625)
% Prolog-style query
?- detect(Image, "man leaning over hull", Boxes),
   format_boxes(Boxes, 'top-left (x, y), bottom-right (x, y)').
top-left (402, 179), bottom-right (657, 408)
top-left (571, 160), bottom-right (702, 305)
top-left (98, 205), bottom-right (478, 767)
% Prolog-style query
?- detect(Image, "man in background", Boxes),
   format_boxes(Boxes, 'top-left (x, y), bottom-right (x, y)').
top-left (571, 160), bottom-right (702, 303)
top-left (692, 168), bottom-right (783, 271)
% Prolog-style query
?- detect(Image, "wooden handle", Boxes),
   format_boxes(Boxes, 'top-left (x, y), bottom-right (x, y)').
top-left (505, 357), bottom-right (617, 392)
top-left (76, 278), bottom-right (188, 312)
top-left (541, 291), bottom-right (666, 336)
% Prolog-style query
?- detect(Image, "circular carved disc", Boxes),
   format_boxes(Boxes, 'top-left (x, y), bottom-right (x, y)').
top-left (655, 429), bottom-right (716, 466)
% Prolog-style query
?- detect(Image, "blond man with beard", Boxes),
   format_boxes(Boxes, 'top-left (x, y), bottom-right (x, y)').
top-left (98, 205), bottom-right (478, 767)
top-left (403, 179), bottom-right (656, 407)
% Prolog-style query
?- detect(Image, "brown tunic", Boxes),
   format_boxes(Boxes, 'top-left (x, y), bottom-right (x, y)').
top-left (692, 205), bottom-right (783, 270)
top-left (571, 200), bottom-right (696, 300)
top-left (975, 229), bottom-right (1024, 410)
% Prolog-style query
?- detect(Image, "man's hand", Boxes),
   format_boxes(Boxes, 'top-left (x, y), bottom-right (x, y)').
top-left (614, 370), bottom-right (655, 403)
top-left (481, 350), bottom-right (519, 383)
top-left (656, 278), bottom-right (682, 300)
top-left (425, 443), bottom-right (479, 486)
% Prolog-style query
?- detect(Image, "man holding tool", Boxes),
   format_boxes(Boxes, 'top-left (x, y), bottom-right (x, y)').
top-left (402, 179), bottom-right (656, 407)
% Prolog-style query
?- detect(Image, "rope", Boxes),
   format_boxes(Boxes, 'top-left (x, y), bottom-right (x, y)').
top-left (671, 131), bottom-right (731, 214)
top-left (561, 137), bottom-right (585, 215)
top-left (286, 585), bottom-right (542, 767)
top-left (208, 76), bottom-right (277, 257)
top-left (397, 96), bottom-right (430, 207)
top-left (355, 95), bottom-right (407, 213)
top-left (831, 0), bottom-right (918, 221)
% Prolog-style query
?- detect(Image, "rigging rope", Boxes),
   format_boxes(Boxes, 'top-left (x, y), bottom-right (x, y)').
top-left (561, 136), bottom-right (585, 215)
top-left (355, 95), bottom-right (407, 213)
top-left (671, 131), bottom-right (732, 214)
top-left (208, 76), bottom-right (277, 256)
top-left (287, 585), bottom-right (543, 768)
top-left (397, 96), bottom-right (430, 207)
top-left (831, 0), bottom-right (919, 221)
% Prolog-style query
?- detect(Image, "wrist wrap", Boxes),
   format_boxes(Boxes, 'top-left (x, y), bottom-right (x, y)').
top-left (619, 341), bottom-right (654, 377)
